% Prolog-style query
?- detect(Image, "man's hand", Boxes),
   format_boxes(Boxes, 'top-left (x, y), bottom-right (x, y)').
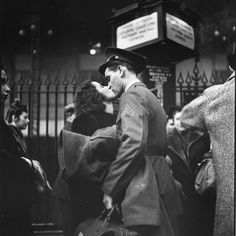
top-left (103, 193), bottom-right (113, 209)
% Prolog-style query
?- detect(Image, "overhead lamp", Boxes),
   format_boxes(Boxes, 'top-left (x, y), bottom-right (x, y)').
top-left (89, 42), bottom-right (102, 55)
top-left (47, 29), bottom-right (53, 36)
top-left (94, 42), bottom-right (101, 48)
top-left (214, 30), bottom-right (220, 37)
top-left (18, 29), bottom-right (25, 36)
top-left (90, 49), bottom-right (96, 55)
top-left (30, 24), bottom-right (36, 31)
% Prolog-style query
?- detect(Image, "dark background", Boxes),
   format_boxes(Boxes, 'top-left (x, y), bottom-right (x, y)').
top-left (2, 0), bottom-right (235, 54)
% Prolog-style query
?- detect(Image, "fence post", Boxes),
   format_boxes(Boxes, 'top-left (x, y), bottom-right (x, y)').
top-left (201, 72), bottom-right (208, 90)
top-left (71, 75), bottom-right (77, 98)
top-left (191, 62), bottom-right (201, 97)
top-left (63, 74), bottom-right (69, 123)
top-left (27, 75), bottom-right (33, 153)
top-left (177, 72), bottom-right (184, 106)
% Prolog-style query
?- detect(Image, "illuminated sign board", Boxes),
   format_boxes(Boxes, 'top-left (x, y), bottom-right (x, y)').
top-left (116, 12), bottom-right (158, 49)
top-left (166, 13), bottom-right (194, 49)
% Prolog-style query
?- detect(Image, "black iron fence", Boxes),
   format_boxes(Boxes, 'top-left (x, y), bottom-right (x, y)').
top-left (2, 63), bottom-right (228, 225)
top-left (176, 62), bottom-right (229, 106)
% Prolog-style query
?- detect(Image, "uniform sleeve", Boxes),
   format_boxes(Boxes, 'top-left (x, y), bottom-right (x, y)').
top-left (181, 91), bottom-right (208, 131)
top-left (102, 90), bottom-right (149, 199)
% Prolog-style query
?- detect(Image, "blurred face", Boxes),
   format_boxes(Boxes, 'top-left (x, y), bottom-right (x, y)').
top-left (91, 81), bottom-right (116, 101)
top-left (66, 112), bottom-right (76, 123)
top-left (104, 67), bottom-right (124, 98)
top-left (14, 111), bottom-right (29, 130)
top-left (173, 111), bottom-right (184, 132)
top-left (1, 70), bottom-right (10, 101)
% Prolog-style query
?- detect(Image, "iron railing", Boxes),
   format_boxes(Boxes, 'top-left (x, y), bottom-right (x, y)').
top-left (176, 62), bottom-right (229, 106)
top-left (4, 72), bottom-right (81, 224)
top-left (2, 63), bottom-right (229, 224)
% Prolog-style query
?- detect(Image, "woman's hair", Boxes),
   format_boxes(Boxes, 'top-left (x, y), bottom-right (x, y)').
top-left (6, 98), bottom-right (28, 123)
top-left (74, 79), bottom-right (106, 116)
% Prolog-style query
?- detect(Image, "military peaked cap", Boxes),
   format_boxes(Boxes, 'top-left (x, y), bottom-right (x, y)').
top-left (98, 47), bottom-right (146, 75)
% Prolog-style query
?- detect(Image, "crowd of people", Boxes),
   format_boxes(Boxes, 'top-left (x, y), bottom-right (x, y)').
top-left (0, 42), bottom-right (235, 236)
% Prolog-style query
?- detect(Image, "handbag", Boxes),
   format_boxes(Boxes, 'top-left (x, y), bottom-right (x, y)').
top-left (195, 157), bottom-right (216, 196)
top-left (74, 205), bottom-right (128, 236)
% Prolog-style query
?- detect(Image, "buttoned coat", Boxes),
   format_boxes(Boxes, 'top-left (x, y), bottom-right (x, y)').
top-left (102, 82), bottom-right (182, 230)
top-left (181, 76), bottom-right (235, 236)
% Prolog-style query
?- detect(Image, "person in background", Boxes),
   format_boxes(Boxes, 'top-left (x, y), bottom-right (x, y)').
top-left (167, 109), bottom-right (215, 236)
top-left (52, 103), bottom-right (75, 236)
top-left (0, 69), bottom-right (10, 103)
top-left (98, 48), bottom-right (182, 236)
top-left (67, 79), bottom-right (116, 233)
top-left (6, 99), bottom-right (29, 156)
top-left (166, 105), bottom-right (182, 133)
top-left (63, 103), bottom-right (76, 130)
top-left (6, 99), bottom-right (52, 195)
top-left (180, 42), bottom-right (235, 235)
top-left (0, 71), bottom-right (34, 236)
top-left (165, 105), bottom-right (182, 167)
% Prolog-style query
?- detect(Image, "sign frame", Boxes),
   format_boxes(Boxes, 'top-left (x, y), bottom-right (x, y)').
top-left (165, 12), bottom-right (195, 50)
top-left (114, 5), bottom-right (164, 51)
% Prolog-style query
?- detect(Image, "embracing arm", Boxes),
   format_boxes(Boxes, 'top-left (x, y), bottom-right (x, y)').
top-left (181, 91), bottom-right (208, 132)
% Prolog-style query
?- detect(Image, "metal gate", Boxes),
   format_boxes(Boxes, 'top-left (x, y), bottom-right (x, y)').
top-left (2, 62), bottom-right (229, 227)
top-left (176, 62), bottom-right (229, 107)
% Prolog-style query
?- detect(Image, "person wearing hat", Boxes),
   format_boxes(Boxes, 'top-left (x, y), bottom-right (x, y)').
top-left (98, 48), bottom-right (183, 236)
top-left (180, 42), bottom-right (235, 236)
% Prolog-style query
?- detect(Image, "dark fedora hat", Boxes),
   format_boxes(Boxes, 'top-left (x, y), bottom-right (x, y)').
top-left (98, 47), bottom-right (146, 75)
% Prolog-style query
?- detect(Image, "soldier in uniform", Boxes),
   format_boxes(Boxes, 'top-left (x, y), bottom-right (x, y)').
top-left (98, 48), bottom-right (182, 236)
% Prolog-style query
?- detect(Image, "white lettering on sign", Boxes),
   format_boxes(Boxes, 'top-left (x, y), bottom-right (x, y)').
top-left (166, 13), bottom-right (194, 50)
top-left (116, 12), bottom-right (158, 49)
top-left (147, 65), bottom-right (172, 83)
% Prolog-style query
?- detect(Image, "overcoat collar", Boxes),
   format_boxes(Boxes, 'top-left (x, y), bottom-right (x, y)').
top-left (124, 81), bottom-right (147, 92)
top-left (9, 125), bottom-right (28, 157)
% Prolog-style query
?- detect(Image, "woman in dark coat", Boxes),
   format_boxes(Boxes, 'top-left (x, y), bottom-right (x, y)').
top-left (68, 80), bottom-right (116, 232)
top-left (6, 99), bottom-right (30, 157)
top-left (0, 99), bottom-right (33, 236)
top-left (52, 103), bottom-right (75, 236)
